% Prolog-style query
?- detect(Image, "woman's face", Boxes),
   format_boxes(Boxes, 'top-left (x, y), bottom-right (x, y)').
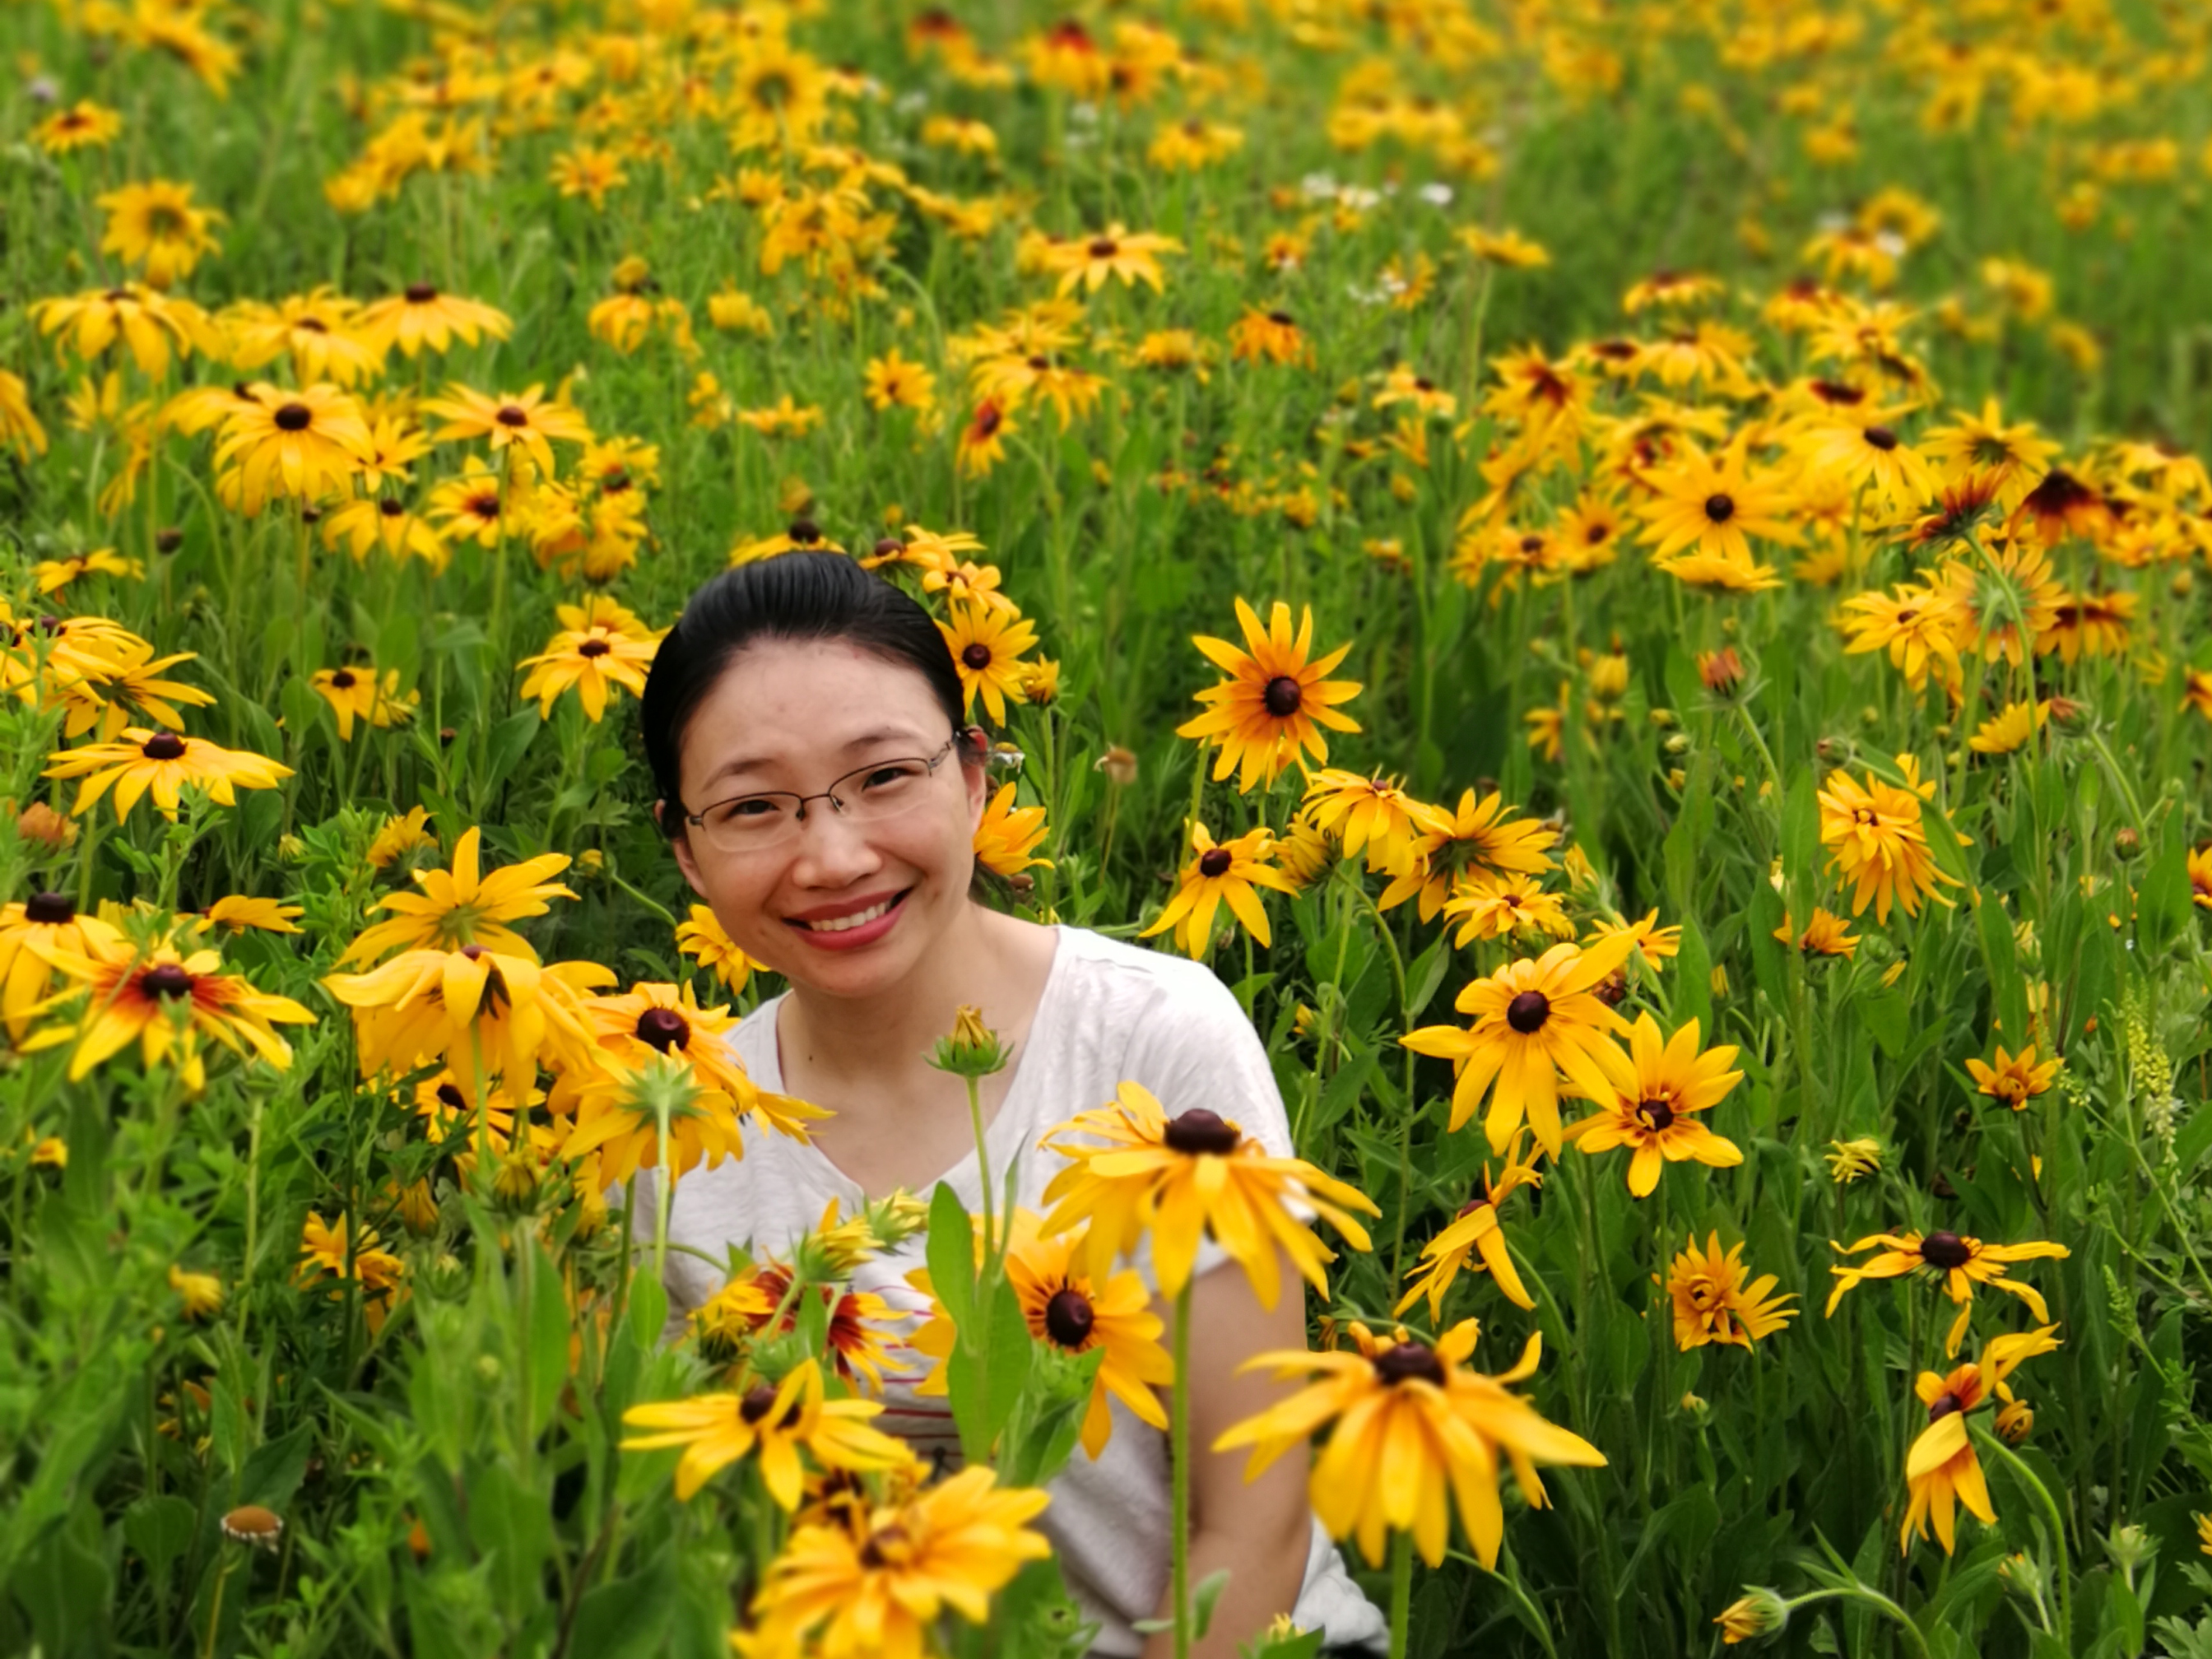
top-left (667, 637), bottom-right (987, 1000)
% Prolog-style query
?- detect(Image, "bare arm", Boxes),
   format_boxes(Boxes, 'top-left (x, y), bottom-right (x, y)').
top-left (1142, 1249), bottom-right (1315, 1659)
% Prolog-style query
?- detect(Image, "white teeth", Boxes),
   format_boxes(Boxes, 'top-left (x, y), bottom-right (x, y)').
top-left (800, 896), bottom-right (895, 932)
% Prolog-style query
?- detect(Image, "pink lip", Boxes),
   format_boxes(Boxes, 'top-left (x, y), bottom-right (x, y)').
top-left (782, 888), bottom-right (911, 951)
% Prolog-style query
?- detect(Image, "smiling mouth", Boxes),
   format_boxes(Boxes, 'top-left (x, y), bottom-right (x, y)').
top-left (788, 889), bottom-right (910, 933)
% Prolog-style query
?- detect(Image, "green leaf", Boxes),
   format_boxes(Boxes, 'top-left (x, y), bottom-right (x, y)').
top-left (568, 1562), bottom-right (679, 1659)
top-left (237, 1423), bottom-right (315, 1510)
top-left (2139, 809), bottom-right (2191, 954)
top-left (626, 1269), bottom-right (668, 1352)
top-left (523, 1242), bottom-right (570, 1438)
top-left (1192, 1567), bottom-right (1232, 1639)
top-left (123, 1494), bottom-right (197, 1575)
top-left (482, 708), bottom-right (543, 797)
top-left (947, 1269), bottom-right (1034, 1464)
top-left (1406, 934), bottom-right (1452, 1018)
top-left (926, 1181), bottom-right (975, 1329)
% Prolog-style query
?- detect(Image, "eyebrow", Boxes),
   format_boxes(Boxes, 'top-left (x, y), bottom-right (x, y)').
top-left (698, 727), bottom-right (936, 792)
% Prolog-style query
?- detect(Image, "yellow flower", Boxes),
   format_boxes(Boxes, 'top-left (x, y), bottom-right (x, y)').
top-left (211, 383), bottom-right (377, 516)
top-left (549, 145), bottom-right (628, 207)
top-left (1173, 599), bottom-right (1362, 793)
top-left (1964, 1042), bottom-right (2061, 1108)
top-left (421, 384), bottom-right (593, 480)
top-left (297, 1211), bottom-right (405, 1304)
top-left (738, 1466), bottom-right (1052, 1659)
top-left (622, 1358), bottom-right (913, 1505)
top-left (1817, 760), bottom-right (1962, 922)
top-left (676, 904), bottom-right (755, 993)
top-left (1040, 1081), bottom-right (1377, 1310)
top-left (910, 1211), bottom-right (1173, 1458)
top-left (365, 806), bottom-right (437, 871)
top-left (517, 618), bottom-right (661, 723)
top-left (1582, 908), bottom-right (1681, 969)
top-left (1636, 439), bottom-right (1801, 566)
top-left (355, 284), bottom-right (513, 360)
top-left (1828, 1229), bottom-right (2070, 1355)
top-left (33, 549), bottom-right (142, 594)
top-left (1775, 908), bottom-right (1861, 958)
top-left (1378, 789), bottom-right (1555, 920)
top-left (1228, 306), bottom-right (1311, 367)
top-left (1043, 224), bottom-right (1182, 295)
top-left (33, 100), bottom-right (123, 155)
top-left (30, 930), bottom-right (313, 1092)
top-left (1214, 1320), bottom-right (1604, 1568)
top-left (955, 397), bottom-right (1013, 477)
top-left (973, 783), bottom-right (1050, 877)
top-left (1438, 874), bottom-right (1576, 947)
top-left (310, 665), bottom-right (416, 741)
top-left (1825, 1137), bottom-right (1883, 1183)
top-left (1903, 1327), bottom-right (2061, 1554)
top-left (339, 826), bottom-right (574, 967)
top-left (31, 284), bottom-right (224, 378)
top-left (1396, 1130), bottom-right (1542, 1320)
top-left (1301, 770), bottom-right (1447, 878)
top-left (169, 1262), bottom-right (224, 1321)
top-left (97, 179), bottom-right (225, 287)
top-left (937, 601), bottom-right (1039, 724)
top-left (1563, 1014), bottom-right (1745, 1197)
top-left (0, 892), bottom-right (123, 1041)
top-left (323, 944), bottom-right (611, 1093)
top-left (1141, 824), bottom-right (1297, 958)
top-left (1401, 933), bottom-right (1638, 1156)
top-left (864, 347), bottom-right (937, 414)
top-left (43, 729), bottom-right (291, 824)
top-left (1968, 699), bottom-right (2050, 755)
top-left (1665, 1233), bottom-right (1797, 1349)
top-left (198, 896), bottom-right (304, 935)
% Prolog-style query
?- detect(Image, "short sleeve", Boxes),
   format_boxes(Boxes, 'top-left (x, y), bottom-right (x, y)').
top-left (1118, 958), bottom-right (1295, 1159)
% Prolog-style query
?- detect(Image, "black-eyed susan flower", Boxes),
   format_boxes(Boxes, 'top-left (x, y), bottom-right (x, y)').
top-left (1817, 759), bottom-right (1961, 922)
top-left (676, 904), bottom-right (754, 993)
top-left (365, 806), bottom-right (437, 871)
top-left (225, 287), bottom-right (383, 386)
top-left (96, 179), bottom-right (225, 287)
top-left (937, 600), bottom-right (1039, 724)
top-left (29, 930), bottom-right (313, 1093)
top-left (912, 1210), bottom-right (1173, 1457)
top-left (1378, 789), bottom-right (1556, 919)
top-left (1227, 307), bottom-right (1309, 366)
top-left (1173, 598), bottom-right (1362, 792)
top-left (1301, 769), bottom-right (1447, 877)
top-left (1438, 874), bottom-right (1576, 947)
top-left (1139, 824), bottom-right (1297, 958)
top-left (1828, 1229), bottom-right (2070, 1355)
top-left (323, 944), bottom-right (610, 1090)
top-left (1776, 907), bottom-right (1861, 958)
top-left (30, 284), bottom-right (223, 378)
top-left (1965, 1043), bottom-right (2061, 1108)
top-left (1636, 439), bottom-right (1801, 566)
top-left (623, 1357), bottom-right (913, 1506)
top-left (0, 892), bottom-right (122, 1040)
top-left (32, 548), bottom-right (142, 595)
top-left (43, 728), bottom-right (290, 824)
top-left (211, 383), bottom-right (377, 516)
top-left (1939, 537), bottom-right (2065, 666)
top-left (339, 826), bottom-right (574, 966)
top-left (421, 383), bottom-right (593, 479)
top-left (517, 611), bottom-right (662, 723)
top-left (32, 100), bottom-right (122, 155)
top-left (1563, 1013), bottom-right (1744, 1197)
top-left (169, 1262), bottom-right (224, 1321)
top-left (1045, 223), bottom-right (1182, 295)
top-left (974, 783), bottom-right (1050, 877)
top-left (198, 896), bottom-right (304, 935)
top-left (1402, 932), bottom-right (1638, 1157)
top-left (1396, 1129), bottom-right (1542, 1319)
top-left (955, 397), bottom-right (1014, 477)
top-left (310, 664), bottom-right (416, 741)
top-left (1826, 1136), bottom-right (1883, 1183)
top-left (864, 346), bottom-right (937, 414)
top-left (1967, 699), bottom-right (2050, 755)
top-left (1214, 1319), bottom-right (1604, 1568)
top-left (1040, 1081), bottom-right (1377, 1310)
top-left (355, 284), bottom-right (514, 359)
top-left (739, 1465), bottom-right (1051, 1658)
top-left (1902, 1327), bottom-right (2061, 1554)
top-left (1665, 1233), bottom-right (1796, 1350)
top-left (1838, 583), bottom-right (1969, 692)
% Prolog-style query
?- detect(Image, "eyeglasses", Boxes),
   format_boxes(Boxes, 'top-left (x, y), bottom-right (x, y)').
top-left (681, 734), bottom-right (962, 855)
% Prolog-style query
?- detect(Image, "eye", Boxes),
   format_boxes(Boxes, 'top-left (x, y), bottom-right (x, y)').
top-left (859, 761), bottom-right (926, 791)
top-left (709, 796), bottom-right (785, 825)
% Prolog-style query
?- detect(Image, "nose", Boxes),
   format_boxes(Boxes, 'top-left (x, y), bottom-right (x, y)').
top-left (784, 797), bottom-right (883, 886)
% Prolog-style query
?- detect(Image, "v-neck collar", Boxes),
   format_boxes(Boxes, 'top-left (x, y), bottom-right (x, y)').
top-left (762, 924), bottom-right (1069, 1204)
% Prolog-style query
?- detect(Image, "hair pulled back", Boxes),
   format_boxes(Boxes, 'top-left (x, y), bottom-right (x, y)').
top-left (640, 551), bottom-right (974, 835)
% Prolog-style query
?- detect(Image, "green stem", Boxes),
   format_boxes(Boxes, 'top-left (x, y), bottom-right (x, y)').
top-left (1387, 1529), bottom-right (1413, 1659)
top-left (1777, 1587), bottom-right (1931, 1659)
top-left (1973, 1420), bottom-right (2073, 1642)
top-left (1171, 1280), bottom-right (1194, 1659)
top-left (965, 1071), bottom-right (996, 1268)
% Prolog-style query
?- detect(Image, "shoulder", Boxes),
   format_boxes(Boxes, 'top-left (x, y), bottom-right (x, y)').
top-left (1044, 929), bottom-right (1290, 1155)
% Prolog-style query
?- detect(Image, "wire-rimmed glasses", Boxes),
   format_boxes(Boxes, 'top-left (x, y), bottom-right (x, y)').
top-left (680, 733), bottom-right (961, 855)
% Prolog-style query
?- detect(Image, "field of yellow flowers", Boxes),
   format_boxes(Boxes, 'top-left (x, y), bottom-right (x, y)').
top-left (7, 0), bottom-right (2212, 1654)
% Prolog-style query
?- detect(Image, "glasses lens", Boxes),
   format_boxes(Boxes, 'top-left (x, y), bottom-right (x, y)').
top-left (698, 794), bottom-right (798, 852)
top-left (835, 757), bottom-right (936, 820)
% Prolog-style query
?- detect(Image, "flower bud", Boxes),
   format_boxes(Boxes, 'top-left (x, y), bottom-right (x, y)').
top-left (1712, 1588), bottom-right (1787, 1645)
top-left (930, 1004), bottom-right (1011, 1077)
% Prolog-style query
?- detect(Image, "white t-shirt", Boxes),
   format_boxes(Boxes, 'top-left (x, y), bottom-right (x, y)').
top-left (650, 924), bottom-right (1387, 1657)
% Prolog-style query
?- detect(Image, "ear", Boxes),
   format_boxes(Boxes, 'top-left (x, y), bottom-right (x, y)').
top-left (655, 800), bottom-right (711, 899)
top-left (960, 727), bottom-right (990, 827)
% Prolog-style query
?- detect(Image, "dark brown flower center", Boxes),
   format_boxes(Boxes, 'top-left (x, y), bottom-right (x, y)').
top-left (1703, 493), bottom-right (1736, 523)
top-left (740, 1384), bottom-right (780, 1424)
top-left (461, 944), bottom-right (486, 960)
top-left (1262, 676), bottom-right (1303, 718)
top-left (858, 1523), bottom-right (912, 1568)
top-left (872, 537), bottom-right (904, 560)
top-left (1372, 1342), bottom-right (1446, 1387)
top-left (788, 518), bottom-right (822, 544)
top-left (1926, 1391), bottom-right (1964, 1423)
top-left (1087, 238), bottom-right (1118, 258)
top-left (1197, 848), bottom-right (1234, 877)
top-left (1505, 990), bottom-right (1550, 1033)
top-left (274, 402), bottom-right (313, 432)
top-left (579, 639), bottom-right (611, 658)
top-left (1921, 1230), bottom-right (1972, 1270)
top-left (142, 732), bottom-right (187, 760)
top-left (961, 643), bottom-right (993, 670)
top-left (635, 1006), bottom-right (689, 1053)
top-left (141, 963), bottom-right (194, 1000)
top-left (1043, 1287), bottom-right (1095, 1347)
top-left (1266, 310), bottom-right (1294, 327)
top-left (331, 669), bottom-right (356, 689)
top-left (1163, 1108), bottom-right (1239, 1155)
top-left (1863, 425), bottom-right (1899, 452)
top-left (1634, 1098), bottom-right (1675, 1132)
top-left (25, 891), bottom-right (74, 924)
top-left (436, 1081), bottom-right (466, 1108)
top-left (379, 498), bottom-right (406, 518)
top-left (495, 404), bottom-right (529, 427)
top-left (404, 282), bottom-right (439, 303)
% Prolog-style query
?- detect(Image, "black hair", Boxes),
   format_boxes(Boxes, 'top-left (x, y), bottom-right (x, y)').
top-left (639, 551), bottom-right (980, 836)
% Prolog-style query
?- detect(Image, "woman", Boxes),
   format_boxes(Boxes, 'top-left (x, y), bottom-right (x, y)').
top-left (639, 553), bottom-right (1384, 1657)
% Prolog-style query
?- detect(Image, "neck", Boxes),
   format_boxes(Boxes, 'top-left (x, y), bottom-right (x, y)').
top-left (780, 902), bottom-right (1020, 1081)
